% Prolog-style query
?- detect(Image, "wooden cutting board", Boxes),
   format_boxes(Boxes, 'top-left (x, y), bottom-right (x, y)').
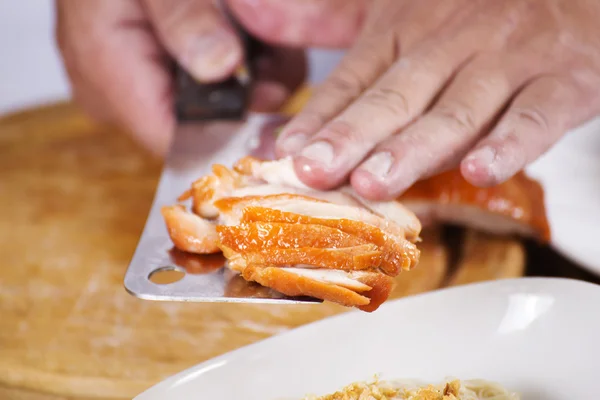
top-left (0, 90), bottom-right (524, 400)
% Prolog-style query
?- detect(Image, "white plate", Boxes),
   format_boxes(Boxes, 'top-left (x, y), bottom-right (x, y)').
top-left (136, 278), bottom-right (600, 400)
top-left (526, 117), bottom-right (600, 274)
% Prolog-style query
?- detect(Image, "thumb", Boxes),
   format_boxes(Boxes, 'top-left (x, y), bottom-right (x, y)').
top-left (144, 0), bottom-right (243, 82)
top-left (227, 0), bottom-right (368, 48)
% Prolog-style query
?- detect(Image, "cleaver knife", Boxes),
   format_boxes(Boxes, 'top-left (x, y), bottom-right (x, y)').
top-left (124, 23), bottom-right (320, 304)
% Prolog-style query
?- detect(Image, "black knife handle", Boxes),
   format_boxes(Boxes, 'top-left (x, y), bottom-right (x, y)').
top-left (174, 20), bottom-right (267, 122)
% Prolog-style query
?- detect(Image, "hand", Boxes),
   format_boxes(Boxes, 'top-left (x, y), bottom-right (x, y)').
top-left (55, 0), bottom-right (307, 156)
top-left (275, 0), bottom-right (600, 200)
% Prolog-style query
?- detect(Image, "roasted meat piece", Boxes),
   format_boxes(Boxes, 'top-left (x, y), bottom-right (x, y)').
top-left (162, 154), bottom-right (550, 312)
top-left (163, 156), bottom-right (422, 312)
top-left (399, 169), bottom-right (550, 242)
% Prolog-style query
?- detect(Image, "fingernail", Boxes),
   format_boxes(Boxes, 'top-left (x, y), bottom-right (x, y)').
top-left (466, 146), bottom-right (497, 167)
top-left (463, 146), bottom-right (499, 181)
top-left (279, 133), bottom-right (308, 155)
top-left (359, 152), bottom-right (394, 180)
top-left (299, 141), bottom-right (334, 166)
top-left (189, 30), bottom-right (241, 82)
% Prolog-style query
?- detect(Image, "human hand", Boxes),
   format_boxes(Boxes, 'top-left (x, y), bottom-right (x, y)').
top-left (55, 0), bottom-right (307, 156)
top-left (275, 0), bottom-right (600, 200)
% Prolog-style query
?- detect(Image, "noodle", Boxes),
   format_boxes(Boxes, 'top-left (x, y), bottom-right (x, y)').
top-left (302, 377), bottom-right (520, 400)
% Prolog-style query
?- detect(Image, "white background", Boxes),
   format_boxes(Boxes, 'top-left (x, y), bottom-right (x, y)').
top-left (0, 1), bottom-right (343, 116)
top-left (0, 1), bottom-right (71, 115)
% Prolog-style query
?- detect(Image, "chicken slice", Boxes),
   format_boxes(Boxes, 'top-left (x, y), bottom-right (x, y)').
top-left (161, 205), bottom-right (220, 254)
top-left (234, 156), bottom-right (422, 239)
top-left (339, 186), bottom-right (421, 241)
top-left (179, 160), bottom-right (364, 218)
top-left (219, 245), bottom-right (247, 272)
top-left (226, 183), bottom-right (362, 208)
top-left (220, 241), bottom-right (393, 311)
top-left (234, 155), bottom-right (310, 190)
top-left (281, 268), bottom-right (373, 291)
top-left (242, 265), bottom-right (370, 307)
top-left (178, 164), bottom-right (256, 219)
top-left (234, 156), bottom-right (548, 242)
top-left (240, 206), bottom-right (419, 273)
top-left (241, 264), bottom-right (394, 312)
top-left (240, 245), bottom-right (383, 271)
top-left (216, 221), bottom-right (367, 252)
top-left (166, 156), bottom-right (421, 312)
top-left (225, 253), bottom-right (374, 292)
top-left (214, 194), bottom-right (413, 240)
top-left (399, 169), bottom-right (550, 241)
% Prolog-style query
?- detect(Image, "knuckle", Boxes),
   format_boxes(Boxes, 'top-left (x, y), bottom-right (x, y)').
top-left (432, 103), bottom-right (478, 135)
top-left (472, 73), bottom-right (510, 97)
top-left (286, 110), bottom-right (326, 132)
top-left (464, 64), bottom-right (512, 95)
top-left (320, 120), bottom-right (363, 144)
top-left (395, 45), bottom-right (448, 76)
top-left (458, 50), bottom-right (510, 86)
top-left (322, 75), bottom-right (358, 98)
top-left (320, 65), bottom-right (367, 99)
top-left (511, 106), bottom-right (550, 134)
top-left (492, 128), bottom-right (523, 151)
top-left (361, 87), bottom-right (411, 118)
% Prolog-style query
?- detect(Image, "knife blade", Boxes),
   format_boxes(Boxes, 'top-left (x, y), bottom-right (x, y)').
top-left (124, 16), bottom-right (320, 305)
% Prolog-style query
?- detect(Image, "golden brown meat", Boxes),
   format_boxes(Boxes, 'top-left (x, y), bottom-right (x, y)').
top-left (162, 157), bottom-right (549, 312)
top-left (161, 205), bottom-right (220, 254)
top-left (162, 157), bottom-right (422, 312)
top-left (399, 169), bottom-right (550, 242)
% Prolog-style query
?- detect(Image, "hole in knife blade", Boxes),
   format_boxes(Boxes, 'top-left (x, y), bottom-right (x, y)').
top-left (148, 266), bottom-right (185, 285)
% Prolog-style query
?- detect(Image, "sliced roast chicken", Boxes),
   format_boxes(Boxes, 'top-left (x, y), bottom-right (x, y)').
top-left (162, 156), bottom-right (422, 312)
top-left (162, 155), bottom-right (550, 312)
top-left (398, 169), bottom-right (550, 242)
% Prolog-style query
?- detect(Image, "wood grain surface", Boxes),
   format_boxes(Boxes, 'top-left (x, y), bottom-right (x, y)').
top-left (0, 91), bottom-right (524, 399)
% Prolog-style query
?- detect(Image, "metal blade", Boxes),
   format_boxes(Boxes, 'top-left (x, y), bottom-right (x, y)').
top-left (124, 114), bottom-right (320, 304)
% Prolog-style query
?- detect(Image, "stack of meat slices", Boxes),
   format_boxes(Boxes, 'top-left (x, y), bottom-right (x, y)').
top-left (399, 169), bottom-right (550, 242)
top-left (162, 156), bottom-right (422, 312)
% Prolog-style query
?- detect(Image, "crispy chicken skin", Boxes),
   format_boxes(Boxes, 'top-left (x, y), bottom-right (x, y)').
top-left (162, 156), bottom-right (549, 311)
top-left (161, 205), bottom-right (220, 254)
top-left (162, 157), bottom-right (421, 311)
top-left (399, 169), bottom-right (550, 242)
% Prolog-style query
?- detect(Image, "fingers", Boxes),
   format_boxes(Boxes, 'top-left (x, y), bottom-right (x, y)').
top-left (460, 75), bottom-right (591, 187)
top-left (144, 0), bottom-right (242, 82)
top-left (249, 117), bottom-right (290, 160)
top-left (56, 0), bottom-right (174, 156)
top-left (284, 24), bottom-right (494, 189)
top-left (275, 34), bottom-right (397, 159)
top-left (350, 54), bottom-right (534, 199)
top-left (236, 0), bottom-right (374, 159)
top-left (274, 0), bottom-right (472, 162)
top-left (277, 0), bottom-right (511, 190)
top-left (299, 46), bottom-right (481, 191)
top-left (227, 0), bottom-right (368, 48)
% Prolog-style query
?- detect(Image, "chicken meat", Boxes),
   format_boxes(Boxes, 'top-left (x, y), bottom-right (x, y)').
top-left (162, 155), bottom-right (550, 312)
top-left (162, 156), bottom-right (422, 312)
top-left (399, 169), bottom-right (550, 242)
